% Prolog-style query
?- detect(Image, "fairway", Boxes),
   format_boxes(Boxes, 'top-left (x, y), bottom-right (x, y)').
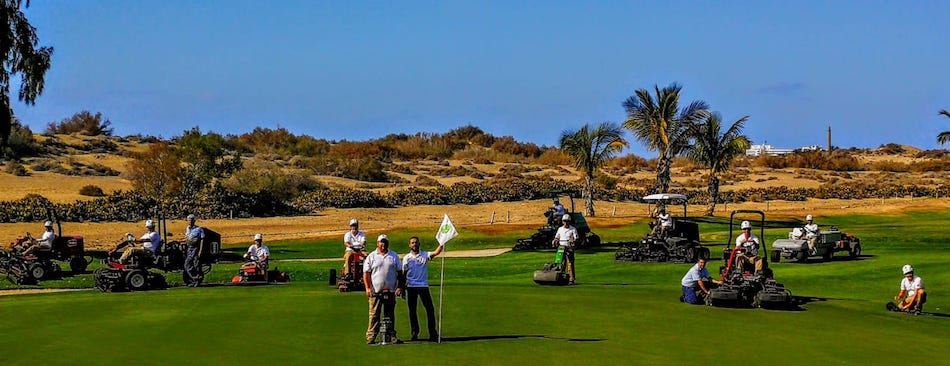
top-left (1, 211), bottom-right (948, 365)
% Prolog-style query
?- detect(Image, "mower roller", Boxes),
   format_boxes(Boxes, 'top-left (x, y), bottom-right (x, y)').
top-left (533, 245), bottom-right (570, 286)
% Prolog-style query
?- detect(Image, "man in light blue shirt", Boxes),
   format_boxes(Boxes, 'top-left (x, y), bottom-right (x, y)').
top-left (402, 236), bottom-right (445, 342)
top-left (183, 214), bottom-right (205, 286)
top-left (680, 258), bottom-right (720, 304)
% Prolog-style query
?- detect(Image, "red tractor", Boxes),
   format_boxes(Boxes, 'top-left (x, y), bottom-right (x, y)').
top-left (329, 244), bottom-right (367, 292)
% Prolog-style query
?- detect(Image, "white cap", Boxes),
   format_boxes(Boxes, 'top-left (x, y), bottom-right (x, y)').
top-left (254, 233), bottom-right (263, 241)
top-left (562, 214), bottom-right (571, 221)
top-left (377, 234), bottom-right (388, 242)
top-left (740, 221), bottom-right (752, 230)
top-left (902, 264), bottom-right (914, 274)
top-left (145, 220), bottom-right (155, 228)
top-left (349, 219), bottom-right (359, 226)
top-left (44, 220), bottom-right (53, 227)
top-left (186, 214), bottom-right (196, 220)
top-left (806, 215), bottom-right (813, 221)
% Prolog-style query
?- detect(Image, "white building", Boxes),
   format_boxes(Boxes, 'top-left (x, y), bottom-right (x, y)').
top-left (745, 144), bottom-right (794, 157)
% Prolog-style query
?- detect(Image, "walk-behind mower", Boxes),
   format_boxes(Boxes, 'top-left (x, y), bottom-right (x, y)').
top-left (533, 245), bottom-right (570, 286)
top-left (329, 244), bottom-right (366, 292)
top-left (708, 210), bottom-right (792, 308)
top-left (615, 193), bottom-right (711, 263)
top-left (513, 190), bottom-right (600, 251)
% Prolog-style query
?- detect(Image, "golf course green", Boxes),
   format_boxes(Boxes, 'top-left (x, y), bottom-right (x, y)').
top-left (0, 210), bottom-right (947, 365)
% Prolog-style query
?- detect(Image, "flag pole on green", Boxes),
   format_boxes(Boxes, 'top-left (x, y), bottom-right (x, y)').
top-left (435, 214), bottom-right (458, 344)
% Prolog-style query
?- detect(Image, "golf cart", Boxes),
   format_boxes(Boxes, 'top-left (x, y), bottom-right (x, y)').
top-left (615, 193), bottom-right (710, 263)
top-left (771, 225), bottom-right (861, 263)
top-left (709, 210), bottom-right (792, 308)
top-left (513, 189), bottom-right (600, 251)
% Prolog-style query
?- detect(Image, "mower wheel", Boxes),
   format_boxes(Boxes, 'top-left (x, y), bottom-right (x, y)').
top-left (69, 256), bottom-right (88, 274)
top-left (587, 234), bottom-right (601, 247)
top-left (850, 244), bottom-right (861, 259)
top-left (771, 250), bottom-right (781, 263)
top-left (29, 263), bottom-right (46, 280)
top-left (796, 249), bottom-right (808, 263)
top-left (329, 269), bottom-right (337, 286)
top-left (126, 270), bottom-right (148, 291)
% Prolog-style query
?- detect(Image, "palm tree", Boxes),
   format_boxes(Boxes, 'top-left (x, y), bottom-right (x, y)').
top-left (559, 122), bottom-right (627, 217)
top-left (686, 112), bottom-right (751, 216)
top-left (0, 0), bottom-right (53, 147)
top-left (939, 110), bottom-right (950, 146)
top-left (622, 84), bottom-right (708, 193)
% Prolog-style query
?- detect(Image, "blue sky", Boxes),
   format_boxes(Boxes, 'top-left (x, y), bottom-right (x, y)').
top-left (13, 1), bottom-right (950, 157)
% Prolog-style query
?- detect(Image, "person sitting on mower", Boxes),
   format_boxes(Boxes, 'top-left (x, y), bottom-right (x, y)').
top-left (118, 220), bottom-right (163, 264)
top-left (552, 214), bottom-right (578, 285)
top-left (680, 258), bottom-right (721, 304)
top-left (894, 264), bottom-right (927, 314)
top-left (343, 219), bottom-right (367, 276)
top-left (552, 198), bottom-right (565, 217)
top-left (656, 207), bottom-right (673, 237)
top-left (734, 220), bottom-right (763, 275)
top-left (22, 221), bottom-right (56, 256)
top-left (797, 214), bottom-right (820, 255)
top-left (245, 233), bottom-right (270, 270)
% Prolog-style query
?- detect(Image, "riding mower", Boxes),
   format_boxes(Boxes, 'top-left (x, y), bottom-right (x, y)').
top-left (231, 257), bottom-right (289, 285)
top-left (615, 193), bottom-right (710, 263)
top-left (94, 234), bottom-right (168, 292)
top-left (708, 210), bottom-right (792, 308)
top-left (329, 244), bottom-right (366, 292)
top-left (533, 245), bottom-right (571, 286)
top-left (1, 235), bottom-right (63, 284)
top-left (514, 189), bottom-right (600, 251)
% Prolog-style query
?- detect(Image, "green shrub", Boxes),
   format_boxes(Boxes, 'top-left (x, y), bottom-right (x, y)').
top-left (4, 162), bottom-right (29, 176)
top-left (45, 111), bottom-right (113, 136)
top-left (78, 185), bottom-right (105, 197)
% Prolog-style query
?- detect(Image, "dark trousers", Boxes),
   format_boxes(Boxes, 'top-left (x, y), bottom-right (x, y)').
top-left (407, 287), bottom-right (438, 339)
top-left (184, 246), bottom-right (202, 283)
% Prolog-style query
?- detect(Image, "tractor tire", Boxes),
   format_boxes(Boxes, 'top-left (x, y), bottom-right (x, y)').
top-left (126, 270), bottom-right (148, 291)
top-left (587, 234), bottom-right (601, 247)
top-left (698, 247), bottom-right (710, 261)
top-left (29, 263), bottom-right (46, 280)
top-left (796, 249), bottom-right (808, 263)
top-left (822, 249), bottom-right (833, 262)
top-left (850, 244), bottom-right (861, 260)
top-left (771, 250), bottom-right (781, 263)
top-left (329, 269), bottom-right (337, 286)
top-left (69, 256), bottom-right (88, 274)
top-left (686, 248), bottom-right (696, 262)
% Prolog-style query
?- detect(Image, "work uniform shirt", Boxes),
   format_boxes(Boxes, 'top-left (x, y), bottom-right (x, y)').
top-left (554, 225), bottom-right (578, 247)
top-left (900, 276), bottom-right (925, 298)
top-left (735, 233), bottom-right (760, 257)
top-left (364, 249), bottom-right (402, 293)
top-left (553, 204), bottom-right (565, 216)
top-left (803, 223), bottom-right (819, 238)
top-left (140, 231), bottom-right (162, 252)
top-left (246, 244), bottom-right (270, 260)
top-left (344, 230), bottom-right (366, 252)
top-left (185, 225), bottom-right (205, 246)
top-left (681, 263), bottom-right (711, 287)
top-left (403, 251), bottom-right (433, 287)
top-left (38, 230), bottom-right (56, 249)
top-left (658, 213), bottom-right (673, 228)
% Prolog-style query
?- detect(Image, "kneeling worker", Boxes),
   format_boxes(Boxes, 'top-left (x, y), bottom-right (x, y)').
top-left (895, 264), bottom-right (927, 314)
top-left (680, 258), bottom-right (721, 304)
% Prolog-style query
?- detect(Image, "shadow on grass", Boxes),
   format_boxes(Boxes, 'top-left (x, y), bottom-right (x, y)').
top-left (440, 335), bottom-right (606, 343)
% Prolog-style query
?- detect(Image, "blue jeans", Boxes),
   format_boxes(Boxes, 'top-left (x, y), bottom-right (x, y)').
top-left (682, 285), bottom-right (701, 304)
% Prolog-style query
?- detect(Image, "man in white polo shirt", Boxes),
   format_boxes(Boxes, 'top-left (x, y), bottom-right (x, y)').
top-left (552, 214), bottom-right (578, 285)
top-left (363, 234), bottom-right (404, 344)
top-left (402, 236), bottom-right (445, 342)
top-left (894, 264), bottom-right (927, 314)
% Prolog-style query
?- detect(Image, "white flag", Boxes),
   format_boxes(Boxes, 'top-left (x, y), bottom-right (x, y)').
top-left (436, 214), bottom-right (458, 246)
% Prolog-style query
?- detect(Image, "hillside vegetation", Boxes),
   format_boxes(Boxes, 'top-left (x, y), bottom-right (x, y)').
top-left (0, 121), bottom-right (947, 223)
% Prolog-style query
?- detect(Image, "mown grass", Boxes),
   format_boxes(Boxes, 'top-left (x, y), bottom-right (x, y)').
top-left (0, 211), bottom-right (948, 365)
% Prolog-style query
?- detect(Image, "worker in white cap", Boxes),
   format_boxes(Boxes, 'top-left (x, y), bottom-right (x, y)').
top-left (343, 219), bottom-right (367, 276)
top-left (797, 214), bottom-right (820, 255)
top-left (894, 264), bottom-right (927, 314)
top-left (734, 220), bottom-right (763, 275)
top-left (118, 219), bottom-right (163, 264)
top-left (552, 213), bottom-right (578, 285)
top-left (363, 234), bottom-right (405, 344)
top-left (245, 233), bottom-right (270, 270)
top-left (23, 220), bottom-right (56, 256)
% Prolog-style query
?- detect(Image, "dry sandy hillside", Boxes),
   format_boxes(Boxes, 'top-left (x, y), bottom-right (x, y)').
top-left (1, 196), bottom-right (946, 250)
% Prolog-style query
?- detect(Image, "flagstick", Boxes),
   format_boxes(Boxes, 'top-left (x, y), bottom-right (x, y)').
top-left (437, 252), bottom-right (445, 344)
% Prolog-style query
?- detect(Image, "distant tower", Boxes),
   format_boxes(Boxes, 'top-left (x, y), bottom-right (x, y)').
top-left (827, 126), bottom-right (832, 153)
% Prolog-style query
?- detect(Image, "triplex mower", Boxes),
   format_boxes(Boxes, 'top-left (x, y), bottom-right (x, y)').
top-left (1, 235), bottom-right (63, 284)
top-left (329, 243), bottom-right (366, 292)
top-left (708, 210), bottom-right (793, 308)
top-left (615, 193), bottom-right (711, 263)
top-left (513, 190), bottom-right (600, 251)
top-left (231, 258), bottom-right (289, 285)
top-left (94, 233), bottom-right (169, 292)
